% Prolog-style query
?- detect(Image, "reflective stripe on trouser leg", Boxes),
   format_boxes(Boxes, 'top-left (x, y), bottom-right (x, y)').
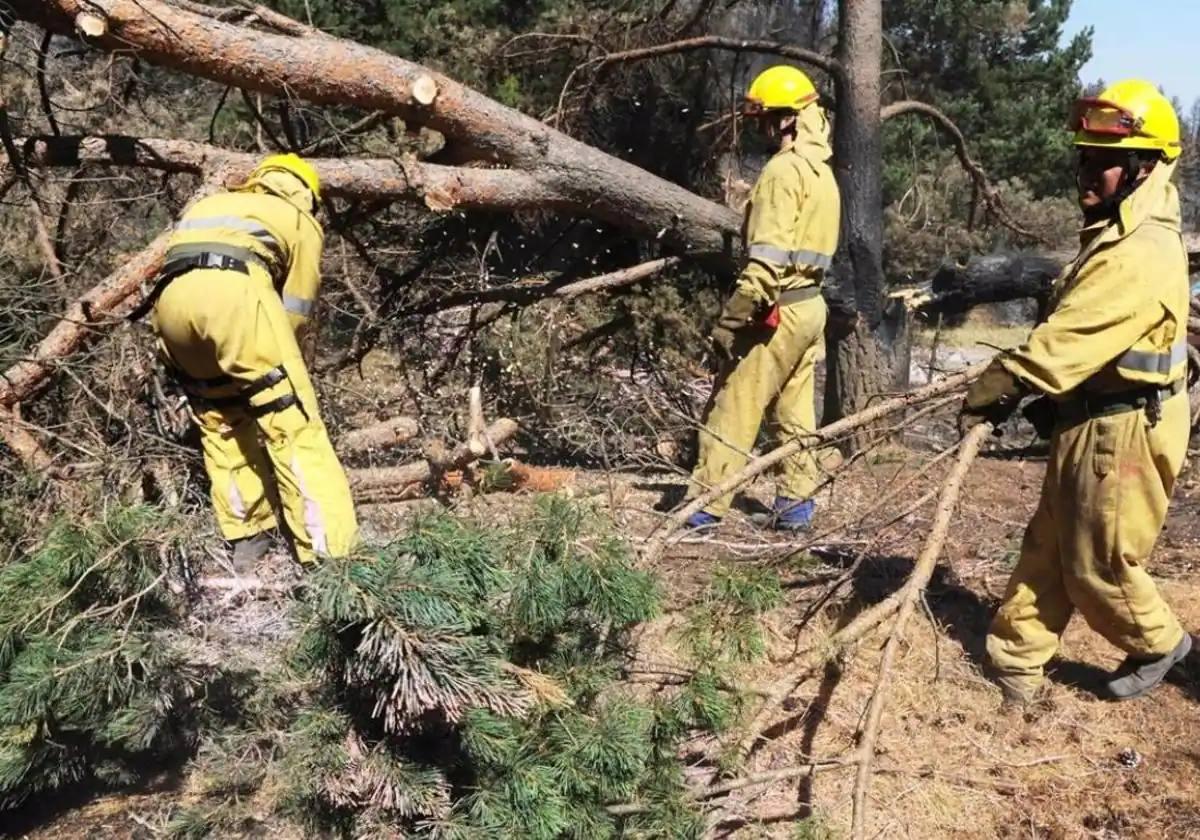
top-left (771, 300), bottom-right (827, 500)
top-left (687, 298), bottom-right (826, 518)
top-left (258, 407), bottom-right (357, 562)
top-left (986, 480), bottom-right (1073, 682)
top-left (248, 291), bottom-right (358, 562)
top-left (196, 413), bottom-right (279, 540)
top-left (1058, 396), bottom-right (1185, 656)
top-left (291, 453), bottom-right (328, 556)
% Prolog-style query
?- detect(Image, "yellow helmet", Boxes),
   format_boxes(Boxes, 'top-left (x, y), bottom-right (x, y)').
top-left (743, 65), bottom-right (818, 114)
top-left (1070, 79), bottom-right (1182, 162)
top-left (250, 153), bottom-right (322, 203)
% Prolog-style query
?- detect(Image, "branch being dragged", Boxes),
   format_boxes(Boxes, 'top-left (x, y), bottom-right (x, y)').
top-left (401, 257), bottom-right (681, 318)
top-left (849, 421), bottom-right (991, 839)
top-left (727, 422), bottom-right (990, 765)
top-left (642, 363), bottom-right (987, 563)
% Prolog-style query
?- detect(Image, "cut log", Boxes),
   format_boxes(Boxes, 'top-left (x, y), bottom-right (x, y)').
top-left (338, 417), bottom-right (420, 454)
top-left (349, 418), bottom-right (519, 497)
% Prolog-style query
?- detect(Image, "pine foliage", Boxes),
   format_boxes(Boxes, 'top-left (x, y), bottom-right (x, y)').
top-left (0, 507), bottom-right (225, 809)
top-left (172, 495), bottom-right (712, 837)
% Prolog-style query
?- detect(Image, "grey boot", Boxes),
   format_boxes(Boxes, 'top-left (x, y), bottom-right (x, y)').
top-left (1106, 633), bottom-right (1193, 701)
top-left (230, 532), bottom-right (272, 575)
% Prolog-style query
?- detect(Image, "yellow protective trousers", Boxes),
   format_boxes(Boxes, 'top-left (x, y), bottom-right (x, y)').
top-left (152, 266), bottom-right (359, 563)
top-left (986, 390), bottom-right (1188, 686)
top-left (688, 296), bottom-right (826, 517)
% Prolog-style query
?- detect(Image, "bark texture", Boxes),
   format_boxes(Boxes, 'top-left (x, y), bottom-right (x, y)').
top-left (9, 0), bottom-right (741, 259)
top-left (825, 0), bottom-right (902, 423)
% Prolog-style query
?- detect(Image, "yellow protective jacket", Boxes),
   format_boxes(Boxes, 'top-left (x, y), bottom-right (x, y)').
top-left (737, 106), bottom-right (841, 305)
top-left (997, 160), bottom-right (1189, 396)
top-left (164, 170), bottom-right (324, 334)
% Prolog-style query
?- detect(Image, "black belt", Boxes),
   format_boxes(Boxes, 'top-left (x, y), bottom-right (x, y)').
top-left (127, 250), bottom-right (253, 322)
top-left (1057, 379), bottom-right (1185, 427)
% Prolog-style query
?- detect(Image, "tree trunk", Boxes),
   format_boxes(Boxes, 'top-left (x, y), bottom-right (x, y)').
top-left (8, 0), bottom-right (741, 261)
top-left (825, 0), bottom-right (904, 423)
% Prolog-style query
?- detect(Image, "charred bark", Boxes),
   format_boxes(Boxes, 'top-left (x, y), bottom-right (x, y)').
top-left (920, 253), bottom-right (1066, 321)
top-left (825, 0), bottom-right (905, 424)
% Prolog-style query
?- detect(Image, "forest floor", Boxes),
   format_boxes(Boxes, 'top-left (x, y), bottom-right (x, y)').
top-left (15, 327), bottom-right (1200, 840)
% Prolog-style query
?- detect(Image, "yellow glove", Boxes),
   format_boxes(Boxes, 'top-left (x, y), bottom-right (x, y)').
top-left (710, 290), bottom-right (760, 364)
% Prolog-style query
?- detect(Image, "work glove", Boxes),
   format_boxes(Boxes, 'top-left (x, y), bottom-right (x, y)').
top-left (957, 362), bottom-right (1026, 437)
top-left (710, 290), bottom-right (760, 365)
top-left (1021, 395), bottom-right (1057, 440)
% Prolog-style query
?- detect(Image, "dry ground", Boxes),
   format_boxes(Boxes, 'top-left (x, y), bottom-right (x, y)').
top-left (603, 433), bottom-right (1200, 840)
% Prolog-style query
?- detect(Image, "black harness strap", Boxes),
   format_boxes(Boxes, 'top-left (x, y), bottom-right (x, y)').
top-left (127, 250), bottom-right (252, 322)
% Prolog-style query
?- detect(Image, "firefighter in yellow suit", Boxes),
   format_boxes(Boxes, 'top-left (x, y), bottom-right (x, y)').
top-left (685, 65), bottom-right (841, 531)
top-left (960, 80), bottom-right (1193, 702)
top-left (146, 154), bottom-right (358, 567)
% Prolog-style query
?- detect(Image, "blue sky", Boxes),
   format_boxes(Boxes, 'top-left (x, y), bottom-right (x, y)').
top-left (1064, 1), bottom-right (1200, 110)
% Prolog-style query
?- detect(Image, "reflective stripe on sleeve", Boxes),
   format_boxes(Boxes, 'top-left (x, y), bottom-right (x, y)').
top-left (747, 243), bottom-right (833, 270)
top-left (1115, 339), bottom-right (1188, 376)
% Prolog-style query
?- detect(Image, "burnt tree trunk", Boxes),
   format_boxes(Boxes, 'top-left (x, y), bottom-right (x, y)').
top-left (923, 253), bottom-right (1067, 322)
top-left (825, 0), bottom-right (907, 423)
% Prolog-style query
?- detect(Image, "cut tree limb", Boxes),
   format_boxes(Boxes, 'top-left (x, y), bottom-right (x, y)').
top-left (0, 174), bottom-right (226, 410)
top-left (9, 0), bottom-right (741, 258)
top-left (349, 418), bottom-right (519, 499)
top-left (402, 257), bottom-right (681, 318)
top-left (338, 417), bottom-right (420, 455)
top-left (0, 407), bottom-right (63, 474)
top-left (849, 421), bottom-right (991, 840)
top-left (641, 363), bottom-right (987, 563)
top-left (12, 136), bottom-right (569, 214)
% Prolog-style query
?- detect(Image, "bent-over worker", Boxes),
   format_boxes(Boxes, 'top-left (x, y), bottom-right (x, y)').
top-left (140, 154), bottom-right (359, 568)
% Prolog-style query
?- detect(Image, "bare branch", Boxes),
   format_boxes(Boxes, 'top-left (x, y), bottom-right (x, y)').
top-left (850, 421), bottom-right (991, 839)
top-left (0, 173), bottom-right (227, 411)
top-left (881, 99), bottom-right (1045, 244)
top-left (400, 257), bottom-right (681, 318)
top-left (590, 36), bottom-right (836, 74)
top-left (642, 362), bottom-right (988, 563)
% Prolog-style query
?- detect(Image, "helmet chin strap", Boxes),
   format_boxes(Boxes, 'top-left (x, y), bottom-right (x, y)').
top-left (1090, 151), bottom-right (1154, 222)
top-left (776, 113), bottom-right (798, 145)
